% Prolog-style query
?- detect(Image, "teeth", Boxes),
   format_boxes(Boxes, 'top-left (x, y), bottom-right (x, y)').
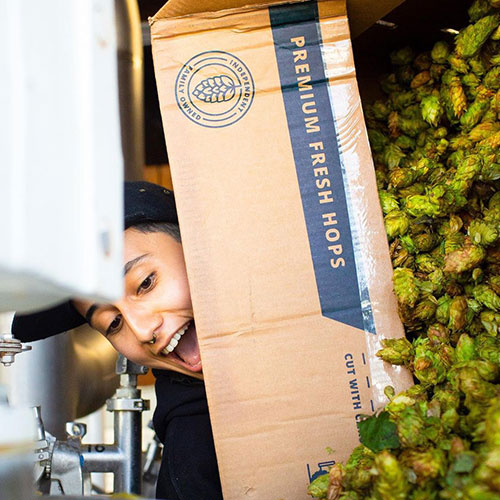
top-left (162, 323), bottom-right (190, 356)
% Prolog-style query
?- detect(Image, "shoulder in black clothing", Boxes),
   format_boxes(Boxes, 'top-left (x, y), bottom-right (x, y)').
top-left (152, 369), bottom-right (223, 500)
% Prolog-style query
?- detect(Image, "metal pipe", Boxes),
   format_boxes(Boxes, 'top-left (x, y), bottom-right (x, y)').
top-left (81, 445), bottom-right (125, 472)
top-left (114, 406), bottom-right (143, 492)
top-left (80, 362), bottom-right (148, 495)
top-left (116, 0), bottom-right (144, 181)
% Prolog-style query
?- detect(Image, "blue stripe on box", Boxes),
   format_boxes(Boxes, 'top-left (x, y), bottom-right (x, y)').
top-left (269, 1), bottom-right (374, 332)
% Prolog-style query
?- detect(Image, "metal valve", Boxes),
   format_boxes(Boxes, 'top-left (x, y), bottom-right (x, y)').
top-left (0, 334), bottom-right (31, 366)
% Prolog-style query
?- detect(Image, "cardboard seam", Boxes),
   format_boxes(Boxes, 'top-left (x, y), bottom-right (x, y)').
top-left (150, 0), bottom-right (343, 25)
top-left (198, 308), bottom-right (371, 341)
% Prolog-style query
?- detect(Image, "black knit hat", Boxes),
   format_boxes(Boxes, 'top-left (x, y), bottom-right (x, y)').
top-left (12, 181), bottom-right (178, 342)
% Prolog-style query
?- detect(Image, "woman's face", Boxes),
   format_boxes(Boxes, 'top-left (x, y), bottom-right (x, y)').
top-left (73, 227), bottom-right (202, 375)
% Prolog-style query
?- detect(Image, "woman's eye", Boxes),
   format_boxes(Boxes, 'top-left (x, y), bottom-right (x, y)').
top-left (107, 315), bottom-right (123, 336)
top-left (138, 273), bottom-right (156, 294)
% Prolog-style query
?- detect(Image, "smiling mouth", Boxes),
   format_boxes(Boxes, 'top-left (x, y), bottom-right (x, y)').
top-left (162, 323), bottom-right (189, 353)
top-left (159, 320), bottom-right (202, 371)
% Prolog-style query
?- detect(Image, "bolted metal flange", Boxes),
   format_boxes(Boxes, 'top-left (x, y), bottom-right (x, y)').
top-left (0, 335), bottom-right (32, 366)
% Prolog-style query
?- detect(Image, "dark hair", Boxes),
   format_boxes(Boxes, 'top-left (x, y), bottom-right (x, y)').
top-left (131, 221), bottom-right (181, 243)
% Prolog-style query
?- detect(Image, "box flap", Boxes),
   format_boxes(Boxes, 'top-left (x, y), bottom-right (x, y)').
top-left (151, 0), bottom-right (405, 37)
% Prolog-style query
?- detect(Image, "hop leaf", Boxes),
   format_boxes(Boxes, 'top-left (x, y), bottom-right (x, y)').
top-left (192, 75), bottom-right (238, 103)
top-left (358, 412), bottom-right (400, 453)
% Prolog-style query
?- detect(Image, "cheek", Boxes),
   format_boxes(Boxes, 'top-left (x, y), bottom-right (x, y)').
top-left (153, 275), bottom-right (192, 309)
top-left (178, 278), bottom-right (192, 307)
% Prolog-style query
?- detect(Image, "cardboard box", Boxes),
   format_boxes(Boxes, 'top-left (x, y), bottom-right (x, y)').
top-left (150, 1), bottom-right (413, 498)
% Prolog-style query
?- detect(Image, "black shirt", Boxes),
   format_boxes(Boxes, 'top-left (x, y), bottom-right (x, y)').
top-left (152, 370), bottom-right (223, 500)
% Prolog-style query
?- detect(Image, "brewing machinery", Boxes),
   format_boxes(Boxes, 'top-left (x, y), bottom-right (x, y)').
top-left (0, 337), bottom-right (158, 498)
top-left (0, 0), bottom-right (155, 496)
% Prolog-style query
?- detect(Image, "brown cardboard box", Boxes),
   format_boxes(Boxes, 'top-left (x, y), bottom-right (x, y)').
top-left (150, 1), bottom-right (413, 498)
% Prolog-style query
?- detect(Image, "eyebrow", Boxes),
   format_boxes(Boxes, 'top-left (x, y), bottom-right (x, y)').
top-left (85, 253), bottom-right (151, 326)
top-left (124, 253), bottom-right (150, 275)
top-left (85, 304), bottom-right (100, 326)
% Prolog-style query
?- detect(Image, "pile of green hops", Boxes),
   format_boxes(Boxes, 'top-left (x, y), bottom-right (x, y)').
top-left (309, 1), bottom-right (500, 498)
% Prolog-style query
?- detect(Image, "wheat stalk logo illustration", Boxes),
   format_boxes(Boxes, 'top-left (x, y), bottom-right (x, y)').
top-left (193, 75), bottom-right (240, 103)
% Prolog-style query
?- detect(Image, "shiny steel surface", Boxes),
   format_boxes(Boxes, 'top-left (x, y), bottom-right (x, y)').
top-left (2, 328), bottom-right (119, 439)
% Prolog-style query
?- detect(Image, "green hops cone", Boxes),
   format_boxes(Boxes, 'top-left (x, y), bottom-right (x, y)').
top-left (377, 338), bottom-right (414, 366)
top-left (448, 296), bottom-right (469, 331)
top-left (379, 191), bottom-right (400, 215)
top-left (399, 448), bottom-right (448, 482)
top-left (444, 239), bottom-right (486, 273)
top-left (385, 210), bottom-right (411, 239)
top-left (393, 268), bottom-right (420, 308)
top-left (373, 451), bottom-right (410, 500)
top-left (431, 41), bottom-right (450, 64)
top-left (421, 95), bottom-right (443, 127)
top-left (413, 338), bottom-right (453, 385)
top-left (473, 284), bottom-right (500, 310)
top-left (455, 333), bottom-right (477, 362)
top-left (455, 13), bottom-right (500, 59)
top-left (468, 219), bottom-right (499, 246)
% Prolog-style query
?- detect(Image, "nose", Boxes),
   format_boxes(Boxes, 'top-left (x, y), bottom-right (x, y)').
top-left (122, 305), bottom-right (162, 344)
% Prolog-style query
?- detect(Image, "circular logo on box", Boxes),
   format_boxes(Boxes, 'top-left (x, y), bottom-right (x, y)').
top-left (175, 51), bottom-right (255, 128)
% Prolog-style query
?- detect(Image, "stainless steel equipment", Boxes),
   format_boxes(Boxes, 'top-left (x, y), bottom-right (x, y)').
top-left (3, 328), bottom-right (119, 439)
top-left (34, 355), bottom-right (150, 496)
top-left (0, 330), bottom-right (152, 498)
top-left (0, 333), bottom-right (31, 367)
top-left (0, 0), bottom-right (148, 494)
